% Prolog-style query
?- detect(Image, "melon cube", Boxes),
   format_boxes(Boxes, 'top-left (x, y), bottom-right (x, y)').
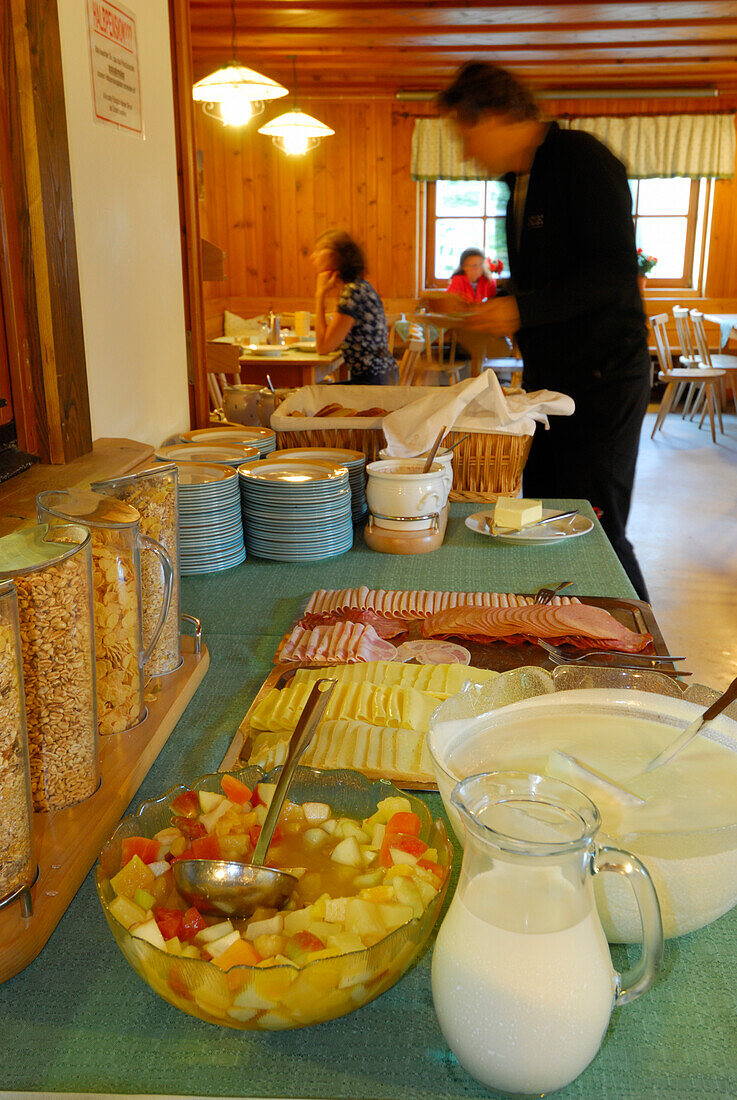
top-left (324, 897), bottom-right (349, 924)
top-left (195, 919), bottom-right (235, 944)
top-left (327, 931), bottom-right (365, 955)
top-left (245, 914), bottom-right (284, 941)
top-left (283, 907), bottom-right (312, 936)
top-left (109, 894), bottom-right (148, 930)
top-left (344, 898), bottom-right (385, 939)
top-left (131, 917), bottom-right (167, 951)
top-left (413, 877), bottom-right (439, 907)
top-left (302, 801), bottom-right (331, 823)
top-left (392, 877), bottom-right (424, 918)
top-left (379, 902), bottom-right (415, 931)
top-left (204, 930), bottom-right (242, 959)
top-left (330, 836), bottom-right (362, 867)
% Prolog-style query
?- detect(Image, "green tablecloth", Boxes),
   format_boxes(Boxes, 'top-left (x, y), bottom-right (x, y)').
top-left (2, 502), bottom-right (735, 1099)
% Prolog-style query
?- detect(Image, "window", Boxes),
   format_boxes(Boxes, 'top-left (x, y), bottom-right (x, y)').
top-left (425, 176), bottom-right (705, 290)
top-left (630, 178), bottom-right (701, 288)
top-left (425, 180), bottom-right (510, 288)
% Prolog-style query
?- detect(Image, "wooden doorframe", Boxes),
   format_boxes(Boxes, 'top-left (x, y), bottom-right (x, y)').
top-left (168, 0), bottom-right (209, 429)
top-left (0, 0), bottom-right (92, 463)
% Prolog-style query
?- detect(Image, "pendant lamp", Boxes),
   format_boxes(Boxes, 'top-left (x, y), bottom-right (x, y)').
top-left (258, 58), bottom-right (334, 155)
top-left (192, 1), bottom-right (287, 127)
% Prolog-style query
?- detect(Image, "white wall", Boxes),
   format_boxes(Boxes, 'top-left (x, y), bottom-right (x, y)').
top-left (58, 0), bottom-right (190, 446)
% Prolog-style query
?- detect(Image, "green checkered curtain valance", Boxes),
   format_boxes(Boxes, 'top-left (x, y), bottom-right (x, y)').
top-left (411, 114), bottom-right (736, 180)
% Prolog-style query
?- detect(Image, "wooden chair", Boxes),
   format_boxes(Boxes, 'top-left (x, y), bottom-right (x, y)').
top-left (690, 309), bottom-right (737, 417)
top-left (650, 313), bottom-right (724, 442)
top-left (672, 306), bottom-right (701, 417)
top-left (406, 315), bottom-right (470, 385)
top-left (205, 342), bottom-right (242, 414)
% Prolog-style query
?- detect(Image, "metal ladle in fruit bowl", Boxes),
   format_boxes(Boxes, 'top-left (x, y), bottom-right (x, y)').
top-left (173, 678), bottom-right (336, 918)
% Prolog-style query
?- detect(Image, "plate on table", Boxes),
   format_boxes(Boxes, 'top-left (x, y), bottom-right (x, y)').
top-left (466, 507), bottom-right (594, 544)
top-left (241, 345), bottom-right (283, 357)
top-left (291, 342), bottom-right (318, 353)
top-left (240, 459), bottom-right (349, 485)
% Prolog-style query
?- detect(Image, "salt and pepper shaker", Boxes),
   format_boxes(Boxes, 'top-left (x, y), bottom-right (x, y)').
top-left (268, 310), bottom-right (281, 346)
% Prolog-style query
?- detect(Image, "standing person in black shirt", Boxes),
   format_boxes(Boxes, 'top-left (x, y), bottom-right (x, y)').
top-left (437, 63), bottom-right (651, 601)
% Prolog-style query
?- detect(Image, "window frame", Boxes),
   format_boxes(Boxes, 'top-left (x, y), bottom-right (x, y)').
top-left (424, 177), bottom-right (704, 292)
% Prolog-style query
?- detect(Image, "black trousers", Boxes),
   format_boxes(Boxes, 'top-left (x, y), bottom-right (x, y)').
top-left (522, 366), bottom-right (651, 602)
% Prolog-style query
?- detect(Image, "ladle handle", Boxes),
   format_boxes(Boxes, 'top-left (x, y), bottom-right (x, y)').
top-left (702, 672), bottom-right (737, 721)
top-left (423, 426), bottom-right (448, 473)
top-left (593, 846), bottom-right (663, 1006)
top-left (252, 678), bottom-right (336, 867)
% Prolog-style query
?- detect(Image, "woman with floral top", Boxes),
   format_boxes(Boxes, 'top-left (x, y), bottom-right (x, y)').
top-left (312, 230), bottom-right (398, 385)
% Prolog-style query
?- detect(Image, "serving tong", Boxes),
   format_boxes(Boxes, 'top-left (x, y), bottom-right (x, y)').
top-left (536, 637), bottom-right (689, 675)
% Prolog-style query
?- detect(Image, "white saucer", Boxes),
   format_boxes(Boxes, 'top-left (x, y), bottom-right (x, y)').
top-left (466, 507), bottom-right (594, 544)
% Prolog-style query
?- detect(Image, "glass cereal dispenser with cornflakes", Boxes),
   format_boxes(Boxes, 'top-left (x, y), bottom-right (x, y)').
top-left (37, 489), bottom-right (173, 735)
top-left (92, 464), bottom-right (180, 676)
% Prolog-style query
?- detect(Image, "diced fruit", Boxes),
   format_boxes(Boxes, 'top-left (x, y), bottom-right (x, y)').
top-left (321, 817), bottom-right (338, 835)
top-left (169, 836), bottom-right (188, 857)
top-left (285, 930), bottom-right (325, 964)
top-left (181, 906), bottom-right (207, 941)
top-left (414, 878), bottom-right (439, 907)
top-left (302, 828), bottom-right (328, 849)
top-left (392, 877), bottom-right (424, 918)
top-left (358, 885), bottom-right (394, 904)
top-left (204, 930), bottom-right (242, 959)
top-left (220, 774), bottom-right (253, 805)
top-left (252, 933), bottom-right (284, 959)
top-left (154, 907), bottom-right (186, 941)
top-left (198, 790), bottom-right (225, 813)
top-left (133, 888), bottom-right (156, 911)
top-left (212, 937), bottom-right (261, 970)
top-left (200, 799), bottom-right (234, 833)
top-left (110, 855), bottom-right (155, 899)
top-left (109, 894), bottom-right (149, 929)
top-left (195, 919), bottom-right (235, 944)
top-left (369, 823), bottom-right (385, 849)
top-left (307, 920), bottom-right (342, 941)
top-left (172, 816), bottom-right (206, 841)
top-left (148, 860), bottom-right (170, 878)
top-left (330, 836), bottom-right (362, 867)
top-left (131, 917), bottom-right (167, 950)
top-left (379, 902), bottom-right (415, 930)
top-left (327, 931), bottom-right (365, 955)
top-left (245, 914), bottom-right (284, 941)
top-left (324, 897), bottom-right (348, 923)
top-left (303, 802), bottom-right (330, 823)
top-left (121, 836), bottom-right (161, 865)
top-left (253, 782), bottom-right (277, 808)
top-left (170, 789), bottom-right (199, 818)
top-left (386, 811), bottom-right (422, 838)
top-left (188, 835), bottom-right (222, 861)
top-left (375, 796), bottom-right (412, 823)
top-left (388, 848), bottom-right (418, 867)
top-left (344, 898), bottom-right (384, 939)
top-left (283, 908), bottom-right (312, 936)
top-left (164, 936), bottom-right (183, 955)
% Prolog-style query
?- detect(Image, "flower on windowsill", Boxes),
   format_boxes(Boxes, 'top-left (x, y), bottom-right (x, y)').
top-left (637, 248), bottom-right (657, 276)
top-left (486, 258), bottom-right (504, 275)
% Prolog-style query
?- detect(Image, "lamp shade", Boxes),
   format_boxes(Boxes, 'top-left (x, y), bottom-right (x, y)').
top-left (258, 108), bottom-right (335, 155)
top-left (193, 64), bottom-right (288, 104)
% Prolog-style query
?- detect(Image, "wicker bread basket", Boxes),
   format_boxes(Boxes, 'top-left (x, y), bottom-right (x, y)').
top-left (271, 385), bottom-right (533, 502)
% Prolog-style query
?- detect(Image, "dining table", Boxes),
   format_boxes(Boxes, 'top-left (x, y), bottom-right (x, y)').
top-left (238, 346), bottom-right (346, 389)
top-left (1, 499), bottom-right (735, 1099)
top-left (704, 313), bottom-right (737, 350)
top-left (410, 312), bottom-right (523, 382)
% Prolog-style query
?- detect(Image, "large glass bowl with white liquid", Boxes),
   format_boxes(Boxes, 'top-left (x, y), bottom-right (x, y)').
top-left (428, 688), bottom-right (737, 943)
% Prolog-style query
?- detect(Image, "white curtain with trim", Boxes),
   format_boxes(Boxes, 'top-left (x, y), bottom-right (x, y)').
top-left (411, 114), bottom-right (736, 180)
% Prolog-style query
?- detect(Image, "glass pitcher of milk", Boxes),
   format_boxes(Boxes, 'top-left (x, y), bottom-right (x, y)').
top-left (432, 772), bottom-right (663, 1097)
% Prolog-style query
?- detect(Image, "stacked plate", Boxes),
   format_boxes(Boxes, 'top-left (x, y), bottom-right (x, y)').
top-left (156, 443), bottom-right (260, 468)
top-left (268, 448), bottom-right (368, 523)
top-left (181, 427), bottom-right (276, 456)
top-left (177, 464), bottom-right (246, 574)
top-left (239, 459), bottom-right (353, 561)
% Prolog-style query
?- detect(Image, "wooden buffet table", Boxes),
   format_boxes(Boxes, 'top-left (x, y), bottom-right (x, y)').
top-left (239, 347), bottom-right (346, 388)
top-left (0, 503), bottom-right (733, 1099)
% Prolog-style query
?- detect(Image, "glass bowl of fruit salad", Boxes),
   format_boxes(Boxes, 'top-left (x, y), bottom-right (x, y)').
top-left (96, 766), bottom-right (452, 1029)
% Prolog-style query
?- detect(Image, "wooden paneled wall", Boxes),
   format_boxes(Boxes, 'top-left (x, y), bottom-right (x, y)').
top-left (195, 96), bottom-right (737, 330)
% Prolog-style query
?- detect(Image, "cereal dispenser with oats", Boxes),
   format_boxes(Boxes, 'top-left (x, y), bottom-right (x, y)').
top-left (0, 525), bottom-right (99, 813)
top-left (36, 489), bottom-right (173, 736)
top-left (0, 580), bottom-right (35, 913)
top-left (91, 464), bottom-right (180, 676)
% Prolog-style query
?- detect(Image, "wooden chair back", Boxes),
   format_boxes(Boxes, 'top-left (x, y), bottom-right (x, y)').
top-left (650, 313), bottom-right (673, 375)
top-left (205, 341), bottom-right (242, 412)
top-left (673, 307), bottom-right (697, 363)
top-left (689, 310), bottom-right (713, 367)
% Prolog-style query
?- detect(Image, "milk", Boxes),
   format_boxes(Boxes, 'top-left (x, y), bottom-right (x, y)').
top-left (432, 868), bottom-right (616, 1096)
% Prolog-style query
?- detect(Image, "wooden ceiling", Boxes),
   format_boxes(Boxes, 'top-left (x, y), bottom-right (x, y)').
top-left (189, 1), bottom-right (737, 101)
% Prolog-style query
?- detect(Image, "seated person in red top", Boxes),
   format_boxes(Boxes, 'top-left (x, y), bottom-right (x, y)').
top-left (446, 247), bottom-right (498, 303)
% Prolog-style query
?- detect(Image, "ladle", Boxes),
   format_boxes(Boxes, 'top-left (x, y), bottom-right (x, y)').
top-left (644, 671), bottom-right (737, 773)
top-left (173, 678), bottom-right (336, 917)
top-left (423, 426), bottom-right (448, 473)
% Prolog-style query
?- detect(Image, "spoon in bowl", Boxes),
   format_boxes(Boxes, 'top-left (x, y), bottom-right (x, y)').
top-left (423, 426), bottom-right (448, 473)
top-left (644, 671), bottom-right (737, 773)
top-left (173, 678), bottom-right (336, 917)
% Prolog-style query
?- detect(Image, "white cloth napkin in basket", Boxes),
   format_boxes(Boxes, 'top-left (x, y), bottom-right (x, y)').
top-left (382, 370), bottom-right (574, 457)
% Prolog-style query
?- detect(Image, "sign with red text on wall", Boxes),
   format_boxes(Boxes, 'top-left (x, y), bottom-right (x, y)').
top-left (87, 0), bottom-right (143, 136)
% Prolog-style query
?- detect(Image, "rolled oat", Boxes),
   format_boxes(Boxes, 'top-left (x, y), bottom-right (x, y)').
top-left (0, 594), bottom-right (35, 900)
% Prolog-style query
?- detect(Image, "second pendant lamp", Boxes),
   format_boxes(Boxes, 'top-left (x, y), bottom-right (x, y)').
top-left (258, 58), bottom-right (334, 155)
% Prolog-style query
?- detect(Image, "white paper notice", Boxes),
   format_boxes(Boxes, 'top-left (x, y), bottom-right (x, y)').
top-left (87, 0), bottom-right (142, 135)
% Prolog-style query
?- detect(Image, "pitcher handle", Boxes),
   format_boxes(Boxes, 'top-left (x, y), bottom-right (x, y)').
top-left (593, 846), bottom-right (664, 1006)
top-left (138, 534), bottom-right (174, 666)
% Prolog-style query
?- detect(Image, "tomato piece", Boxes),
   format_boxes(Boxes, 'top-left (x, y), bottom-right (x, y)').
top-left (170, 790), bottom-right (200, 818)
top-left (181, 907), bottom-right (207, 941)
top-left (154, 907), bottom-right (186, 941)
top-left (220, 774), bottom-right (253, 806)
top-left (121, 836), bottom-right (161, 865)
top-left (385, 811), bottom-right (421, 838)
top-left (188, 835), bottom-right (222, 861)
top-left (172, 815), bottom-right (207, 840)
top-left (248, 824), bottom-right (282, 847)
top-left (379, 830), bottom-right (428, 867)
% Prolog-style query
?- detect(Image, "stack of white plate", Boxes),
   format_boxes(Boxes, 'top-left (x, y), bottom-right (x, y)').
top-left (269, 448), bottom-right (367, 523)
top-left (177, 464), bottom-right (245, 574)
top-left (181, 427), bottom-right (276, 456)
top-left (238, 459), bottom-right (353, 561)
top-left (156, 443), bottom-right (260, 469)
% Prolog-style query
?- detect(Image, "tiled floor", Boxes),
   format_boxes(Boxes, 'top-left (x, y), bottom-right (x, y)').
top-left (627, 406), bottom-right (737, 687)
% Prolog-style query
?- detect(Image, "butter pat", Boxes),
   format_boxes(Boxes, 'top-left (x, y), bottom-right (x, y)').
top-left (493, 497), bottom-right (542, 529)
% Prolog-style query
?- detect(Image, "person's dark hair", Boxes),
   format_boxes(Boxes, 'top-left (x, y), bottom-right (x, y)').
top-left (437, 62), bottom-right (539, 125)
top-left (315, 230), bottom-right (366, 282)
top-left (452, 247), bottom-right (485, 278)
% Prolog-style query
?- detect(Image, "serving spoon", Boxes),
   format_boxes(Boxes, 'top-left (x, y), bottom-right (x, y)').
top-left (644, 671), bottom-right (737, 773)
top-left (173, 678), bottom-right (336, 918)
top-left (423, 426), bottom-right (448, 473)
